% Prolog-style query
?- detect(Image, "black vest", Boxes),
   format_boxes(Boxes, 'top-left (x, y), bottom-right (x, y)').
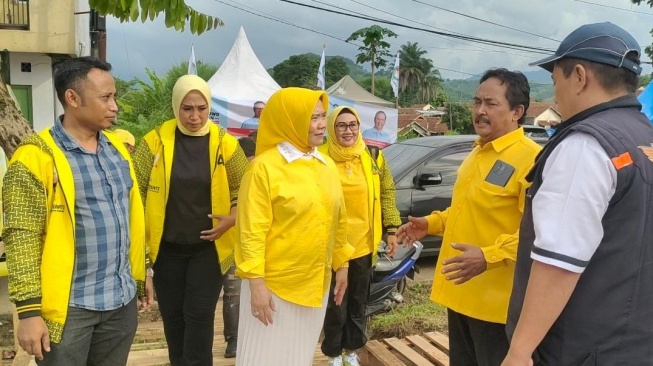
top-left (508, 96), bottom-right (653, 365)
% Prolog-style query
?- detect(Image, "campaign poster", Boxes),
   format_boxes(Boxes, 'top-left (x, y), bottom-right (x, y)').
top-left (210, 95), bottom-right (398, 147)
top-left (329, 96), bottom-right (398, 148)
top-left (210, 97), bottom-right (266, 138)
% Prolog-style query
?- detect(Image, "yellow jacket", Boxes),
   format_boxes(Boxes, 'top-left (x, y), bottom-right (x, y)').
top-left (320, 144), bottom-right (401, 260)
top-left (3, 130), bottom-right (146, 343)
top-left (235, 146), bottom-right (354, 307)
top-left (133, 119), bottom-right (248, 273)
top-left (427, 128), bottom-right (541, 323)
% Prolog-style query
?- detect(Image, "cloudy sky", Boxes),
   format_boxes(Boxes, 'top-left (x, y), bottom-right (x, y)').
top-left (106, 0), bottom-right (653, 82)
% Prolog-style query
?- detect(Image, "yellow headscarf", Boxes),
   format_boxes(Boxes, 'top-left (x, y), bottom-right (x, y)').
top-left (113, 128), bottom-right (135, 147)
top-left (326, 106), bottom-right (366, 162)
top-left (171, 75), bottom-right (212, 136)
top-left (255, 87), bottom-right (328, 156)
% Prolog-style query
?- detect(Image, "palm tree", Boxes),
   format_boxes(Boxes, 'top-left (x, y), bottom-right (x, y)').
top-left (399, 42), bottom-right (428, 93)
top-left (398, 42), bottom-right (442, 104)
top-left (420, 70), bottom-right (443, 104)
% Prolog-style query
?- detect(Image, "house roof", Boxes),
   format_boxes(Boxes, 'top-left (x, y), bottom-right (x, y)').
top-left (527, 102), bottom-right (559, 118)
top-left (398, 116), bottom-right (448, 134)
top-left (326, 75), bottom-right (395, 107)
top-left (398, 104), bottom-right (450, 132)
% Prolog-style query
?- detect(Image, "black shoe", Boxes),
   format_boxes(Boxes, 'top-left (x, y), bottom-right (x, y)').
top-left (224, 338), bottom-right (237, 358)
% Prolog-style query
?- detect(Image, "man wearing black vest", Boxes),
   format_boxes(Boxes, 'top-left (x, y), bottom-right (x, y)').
top-left (503, 22), bottom-right (653, 366)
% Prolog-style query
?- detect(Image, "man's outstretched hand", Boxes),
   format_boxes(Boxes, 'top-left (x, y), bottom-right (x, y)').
top-left (396, 216), bottom-right (428, 247)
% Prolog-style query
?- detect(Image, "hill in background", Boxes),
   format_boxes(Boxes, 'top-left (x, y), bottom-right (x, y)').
top-left (443, 69), bottom-right (554, 103)
top-left (268, 54), bottom-right (555, 103)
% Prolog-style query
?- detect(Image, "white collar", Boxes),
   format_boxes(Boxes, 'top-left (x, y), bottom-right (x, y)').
top-left (277, 142), bottom-right (327, 164)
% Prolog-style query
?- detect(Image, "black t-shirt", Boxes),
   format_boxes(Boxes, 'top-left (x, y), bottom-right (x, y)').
top-left (162, 129), bottom-right (212, 245)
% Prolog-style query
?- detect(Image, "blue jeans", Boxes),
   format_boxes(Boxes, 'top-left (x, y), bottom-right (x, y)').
top-left (37, 297), bottom-right (137, 366)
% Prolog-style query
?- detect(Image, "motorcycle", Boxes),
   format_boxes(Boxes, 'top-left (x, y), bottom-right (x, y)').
top-left (366, 240), bottom-right (423, 317)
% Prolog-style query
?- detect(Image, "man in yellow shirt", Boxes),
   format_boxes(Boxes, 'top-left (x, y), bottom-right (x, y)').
top-left (397, 68), bottom-right (541, 366)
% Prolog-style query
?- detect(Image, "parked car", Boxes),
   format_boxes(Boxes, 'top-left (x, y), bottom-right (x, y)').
top-left (383, 134), bottom-right (547, 257)
top-left (523, 125), bottom-right (550, 138)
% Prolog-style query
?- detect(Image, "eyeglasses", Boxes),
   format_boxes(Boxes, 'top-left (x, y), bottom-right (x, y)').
top-left (335, 123), bottom-right (359, 132)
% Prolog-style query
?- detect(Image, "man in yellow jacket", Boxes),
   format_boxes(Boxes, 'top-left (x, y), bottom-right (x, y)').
top-left (398, 69), bottom-right (541, 366)
top-left (3, 57), bottom-right (152, 365)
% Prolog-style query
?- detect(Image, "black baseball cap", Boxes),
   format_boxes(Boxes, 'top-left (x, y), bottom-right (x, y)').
top-left (530, 22), bottom-right (642, 75)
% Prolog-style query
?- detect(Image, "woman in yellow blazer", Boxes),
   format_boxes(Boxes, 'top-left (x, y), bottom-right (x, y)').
top-left (320, 106), bottom-right (402, 366)
top-left (133, 75), bottom-right (248, 365)
top-left (235, 88), bottom-right (355, 366)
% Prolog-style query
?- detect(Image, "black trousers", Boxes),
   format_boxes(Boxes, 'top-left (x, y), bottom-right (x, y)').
top-left (153, 241), bottom-right (224, 366)
top-left (447, 308), bottom-right (510, 366)
top-left (222, 266), bottom-right (241, 341)
top-left (321, 253), bottom-right (373, 357)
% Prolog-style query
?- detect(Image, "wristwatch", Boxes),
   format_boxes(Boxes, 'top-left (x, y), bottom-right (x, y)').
top-left (146, 268), bottom-right (154, 277)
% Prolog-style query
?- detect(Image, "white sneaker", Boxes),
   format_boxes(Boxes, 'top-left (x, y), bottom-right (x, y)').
top-left (327, 356), bottom-right (344, 366)
top-left (343, 351), bottom-right (360, 366)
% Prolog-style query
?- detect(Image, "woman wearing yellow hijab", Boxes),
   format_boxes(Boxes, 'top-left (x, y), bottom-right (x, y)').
top-left (235, 88), bottom-right (354, 365)
top-left (133, 75), bottom-right (248, 365)
top-left (320, 106), bottom-right (402, 366)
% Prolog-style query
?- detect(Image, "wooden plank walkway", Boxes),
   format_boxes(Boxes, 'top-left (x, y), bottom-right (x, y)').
top-left (9, 301), bottom-right (452, 365)
top-left (361, 331), bottom-right (450, 366)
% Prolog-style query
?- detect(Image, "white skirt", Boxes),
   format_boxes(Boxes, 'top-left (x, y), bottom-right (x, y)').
top-left (236, 280), bottom-right (328, 366)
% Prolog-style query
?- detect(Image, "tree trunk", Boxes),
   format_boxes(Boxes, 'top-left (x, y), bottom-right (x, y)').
top-left (371, 51), bottom-right (376, 96)
top-left (0, 69), bottom-right (34, 159)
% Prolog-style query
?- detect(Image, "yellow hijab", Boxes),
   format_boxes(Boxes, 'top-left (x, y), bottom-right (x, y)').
top-left (256, 87), bottom-right (328, 156)
top-left (171, 75), bottom-right (212, 136)
top-left (327, 106), bottom-right (366, 162)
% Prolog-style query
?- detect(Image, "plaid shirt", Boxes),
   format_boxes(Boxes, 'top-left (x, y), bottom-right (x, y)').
top-left (51, 119), bottom-right (136, 311)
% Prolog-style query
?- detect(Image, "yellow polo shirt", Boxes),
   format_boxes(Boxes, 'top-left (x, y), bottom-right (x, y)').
top-left (336, 157), bottom-right (373, 259)
top-left (236, 145), bottom-right (354, 307)
top-left (427, 127), bottom-right (541, 323)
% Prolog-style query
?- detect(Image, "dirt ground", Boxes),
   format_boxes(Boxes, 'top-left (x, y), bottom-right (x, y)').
top-left (367, 281), bottom-right (448, 340)
top-left (0, 314), bottom-right (14, 365)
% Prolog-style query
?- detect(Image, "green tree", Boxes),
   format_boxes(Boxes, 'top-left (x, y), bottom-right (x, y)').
top-left (326, 57), bottom-right (350, 86)
top-left (271, 54), bottom-right (349, 89)
top-left (117, 61), bottom-right (219, 140)
top-left (399, 42), bottom-right (429, 93)
top-left (431, 90), bottom-right (449, 108)
top-left (397, 42), bottom-right (443, 105)
top-left (347, 25), bottom-right (398, 96)
top-left (0, 0), bottom-right (223, 157)
top-left (442, 103), bottom-right (474, 134)
top-left (272, 54), bottom-right (319, 88)
top-left (632, 0), bottom-right (653, 69)
top-left (640, 74), bottom-right (652, 87)
top-left (420, 71), bottom-right (443, 105)
top-left (398, 91), bottom-right (417, 108)
top-left (357, 76), bottom-right (394, 103)
top-left (115, 77), bottom-right (137, 98)
top-left (89, 0), bottom-right (223, 35)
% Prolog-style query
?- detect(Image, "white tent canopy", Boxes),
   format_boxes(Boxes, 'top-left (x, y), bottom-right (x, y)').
top-left (207, 26), bottom-right (280, 102)
top-left (326, 75), bottom-right (395, 108)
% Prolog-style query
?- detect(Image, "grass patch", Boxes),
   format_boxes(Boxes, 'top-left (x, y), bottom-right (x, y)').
top-left (368, 282), bottom-right (448, 339)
